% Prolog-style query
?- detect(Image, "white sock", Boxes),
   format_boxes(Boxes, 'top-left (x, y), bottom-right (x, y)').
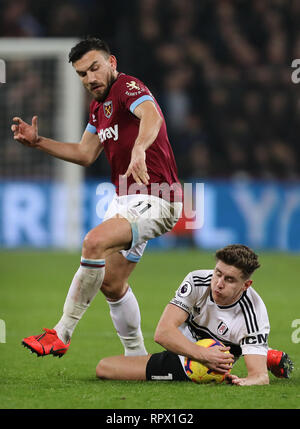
top-left (107, 287), bottom-right (147, 356)
top-left (54, 257), bottom-right (105, 344)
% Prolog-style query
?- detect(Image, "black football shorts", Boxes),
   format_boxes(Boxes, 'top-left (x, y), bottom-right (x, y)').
top-left (146, 350), bottom-right (190, 382)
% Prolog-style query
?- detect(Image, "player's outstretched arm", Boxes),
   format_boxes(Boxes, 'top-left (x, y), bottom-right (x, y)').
top-left (154, 304), bottom-right (234, 374)
top-left (11, 116), bottom-right (103, 166)
top-left (226, 354), bottom-right (269, 386)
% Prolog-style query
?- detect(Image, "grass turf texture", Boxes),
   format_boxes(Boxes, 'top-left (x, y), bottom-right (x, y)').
top-left (0, 249), bottom-right (299, 409)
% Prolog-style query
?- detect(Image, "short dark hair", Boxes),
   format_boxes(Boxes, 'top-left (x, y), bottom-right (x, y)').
top-left (68, 37), bottom-right (111, 63)
top-left (215, 244), bottom-right (260, 279)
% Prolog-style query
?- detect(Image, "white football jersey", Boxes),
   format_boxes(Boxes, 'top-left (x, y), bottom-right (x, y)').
top-left (170, 270), bottom-right (270, 370)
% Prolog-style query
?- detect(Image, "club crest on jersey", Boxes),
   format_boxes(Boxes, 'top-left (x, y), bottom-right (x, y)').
top-left (217, 321), bottom-right (229, 336)
top-left (178, 282), bottom-right (192, 298)
top-left (103, 101), bottom-right (113, 118)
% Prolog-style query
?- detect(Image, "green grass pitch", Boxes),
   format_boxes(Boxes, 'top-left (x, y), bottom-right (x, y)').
top-left (0, 249), bottom-right (299, 409)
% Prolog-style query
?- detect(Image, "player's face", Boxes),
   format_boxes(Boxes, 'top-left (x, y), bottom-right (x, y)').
top-left (211, 260), bottom-right (252, 306)
top-left (73, 50), bottom-right (118, 102)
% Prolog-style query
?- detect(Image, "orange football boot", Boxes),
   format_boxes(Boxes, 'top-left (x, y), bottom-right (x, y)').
top-left (22, 328), bottom-right (70, 358)
top-left (267, 349), bottom-right (293, 378)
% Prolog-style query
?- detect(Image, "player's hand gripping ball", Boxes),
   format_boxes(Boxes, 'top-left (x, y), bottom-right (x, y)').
top-left (184, 338), bottom-right (232, 384)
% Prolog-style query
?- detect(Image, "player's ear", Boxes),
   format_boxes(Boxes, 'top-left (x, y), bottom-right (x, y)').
top-left (243, 279), bottom-right (252, 290)
top-left (109, 55), bottom-right (117, 70)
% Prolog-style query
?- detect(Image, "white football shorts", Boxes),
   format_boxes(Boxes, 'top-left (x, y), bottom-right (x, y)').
top-left (103, 194), bottom-right (183, 262)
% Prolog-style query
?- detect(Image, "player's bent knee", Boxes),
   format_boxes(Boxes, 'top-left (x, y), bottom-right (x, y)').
top-left (101, 280), bottom-right (127, 300)
top-left (96, 358), bottom-right (111, 379)
top-left (82, 231), bottom-right (106, 258)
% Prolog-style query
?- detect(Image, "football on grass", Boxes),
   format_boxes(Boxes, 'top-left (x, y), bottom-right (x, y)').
top-left (184, 338), bottom-right (231, 384)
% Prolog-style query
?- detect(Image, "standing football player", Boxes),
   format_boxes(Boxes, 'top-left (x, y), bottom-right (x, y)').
top-left (96, 244), bottom-right (293, 385)
top-left (11, 37), bottom-right (184, 359)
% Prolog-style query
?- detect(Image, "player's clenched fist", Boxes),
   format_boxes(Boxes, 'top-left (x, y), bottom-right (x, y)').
top-left (11, 116), bottom-right (39, 147)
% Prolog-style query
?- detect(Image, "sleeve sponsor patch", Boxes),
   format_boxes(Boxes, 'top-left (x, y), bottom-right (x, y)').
top-left (240, 333), bottom-right (269, 346)
top-left (170, 299), bottom-right (190, 313)
top-left (125, 80), bottom-right (146, 97)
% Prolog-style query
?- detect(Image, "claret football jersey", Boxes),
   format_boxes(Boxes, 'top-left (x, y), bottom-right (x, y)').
top-left (86, 73), bottom-right (182, 202)
top-left (170, 269), bottom-right (270, 367)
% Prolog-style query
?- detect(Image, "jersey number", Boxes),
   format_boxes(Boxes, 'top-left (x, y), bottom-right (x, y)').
top-left (133, 201), bottom-right (152, 215)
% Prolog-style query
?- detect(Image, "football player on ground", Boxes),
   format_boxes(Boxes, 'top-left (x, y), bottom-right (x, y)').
top-left (11, 37), bottom-right (183, 358)
top-left (96, 244), bottom-right (293, 386)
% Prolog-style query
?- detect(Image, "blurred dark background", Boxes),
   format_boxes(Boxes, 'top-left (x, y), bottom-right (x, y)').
top-left (1, 0), bottom-right (300, 181)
